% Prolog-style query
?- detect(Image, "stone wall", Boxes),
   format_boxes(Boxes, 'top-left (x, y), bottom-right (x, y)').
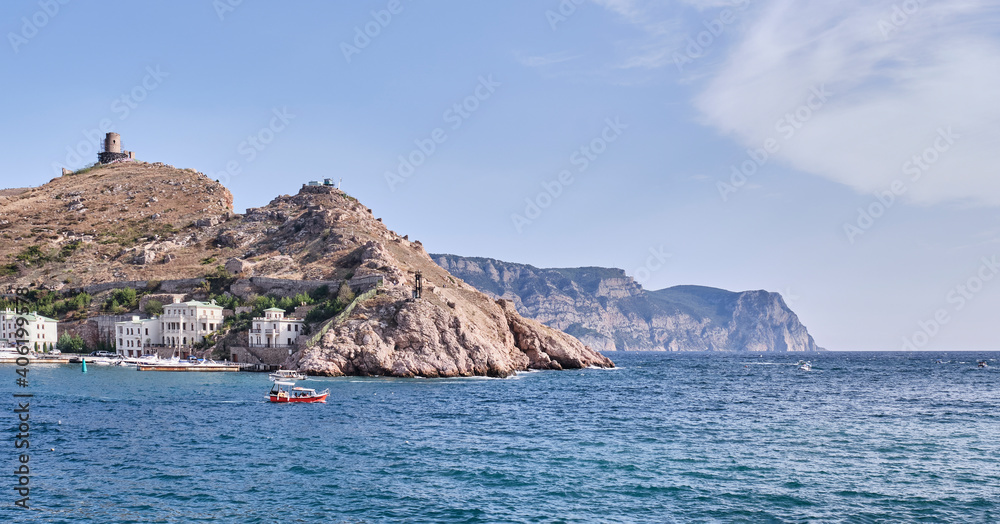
top-left (74, 275), bottom-right (380, 302)
top-left (159, 278), bottom-right (207, 293)
top-left (139, 294), bottom-right (187, 312)
top-left (92, 314), bottom-right (140, 345)
top-left (229, 345), bottom-right (296, 366)
top-left (75, 278), bottom-right (205, 296)
top-left (79, 280), bottom-right (148, 295)
top-left (230, 274), bottom-right (383, 299)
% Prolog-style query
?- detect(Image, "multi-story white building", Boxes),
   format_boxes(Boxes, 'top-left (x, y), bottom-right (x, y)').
top-left (0, 309), bottom-right (58, 352)
top-left (250, 308), bottom-right (304, 348)
top-left (160, 300), bottom-right (224, 357)
top-left (114, 299), bottom-right (224, 358)
top-left (115, 316), bottom-right (160, 357)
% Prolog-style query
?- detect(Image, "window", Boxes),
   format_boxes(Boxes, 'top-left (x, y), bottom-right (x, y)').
top-left (145, 328), bottom-right (148, 336)
top-left (202, 323), bottom-right (207, 331)
top-left (294, 325), bottom-right (299, 332)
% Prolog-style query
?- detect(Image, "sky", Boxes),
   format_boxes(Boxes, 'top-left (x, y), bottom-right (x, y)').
top-left (1, 0), bottom-right (999, 351)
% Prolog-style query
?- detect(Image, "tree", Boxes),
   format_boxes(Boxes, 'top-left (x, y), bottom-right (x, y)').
top-left (57, 333), bottom-right (86, 353)
top-left (145, 299), bottom-right (164, 315)
top-left (336, 282), bottom-right (355, 306)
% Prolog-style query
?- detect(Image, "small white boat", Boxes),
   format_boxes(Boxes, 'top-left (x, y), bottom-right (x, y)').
top-left (796, 360), bottom-right (812, 371)
top-left (116, 355), bottom-right (162, 367)
top-left (270, 369), bottom-right (307, 382)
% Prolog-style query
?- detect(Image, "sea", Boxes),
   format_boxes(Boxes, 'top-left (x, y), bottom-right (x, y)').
top-left (3, 351), bottom-right (1000, 523)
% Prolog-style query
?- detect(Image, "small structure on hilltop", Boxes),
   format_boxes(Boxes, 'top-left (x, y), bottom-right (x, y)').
top-left (97, 132), bottom-right (135, 164)
top-left (303, 178), bottom-right (341, 189)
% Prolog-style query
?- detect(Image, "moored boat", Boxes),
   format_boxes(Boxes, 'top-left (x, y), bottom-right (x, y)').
top-left (138, 359), bottom-right (240, 372)
top-left (269, 369), bottom-right (307, 381)
top-left (268, 381), bottom-right (329, 403)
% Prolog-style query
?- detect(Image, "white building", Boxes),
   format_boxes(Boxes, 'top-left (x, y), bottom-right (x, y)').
top-left (0, 309), bottom-right (58, 352)
top-left (115, 316), bottom-right (160, 358)
top-left (160, 300), bottom-right (224, 357)
top-left (250, 307), bottom-right (304, 348)
top-left (114, 299), bottom-right (225, 359)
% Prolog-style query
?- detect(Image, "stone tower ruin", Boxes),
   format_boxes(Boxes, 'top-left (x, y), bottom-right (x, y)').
top-left (98, 132), bottom-right (135, 164)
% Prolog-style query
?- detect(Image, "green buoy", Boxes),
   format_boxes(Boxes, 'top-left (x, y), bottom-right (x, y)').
top-left (81, 357), bottom-right (87, 373)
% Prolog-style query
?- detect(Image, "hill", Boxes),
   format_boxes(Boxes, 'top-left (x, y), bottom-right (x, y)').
top-left (432, 254), bottom-right (821, 352)
top-left (0, 162), bottom-right (612, 376)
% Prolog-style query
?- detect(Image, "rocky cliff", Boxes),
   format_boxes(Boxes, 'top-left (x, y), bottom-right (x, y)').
top-left (432, 255), bottom-right (821, 352)
top-left (0, 162), bottom-right (612, 376)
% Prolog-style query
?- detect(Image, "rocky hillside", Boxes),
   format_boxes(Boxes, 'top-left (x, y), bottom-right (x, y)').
top-left (432, 255), bottom-right (821, 352)
top-left (0, 162), bottom-right (612, 376)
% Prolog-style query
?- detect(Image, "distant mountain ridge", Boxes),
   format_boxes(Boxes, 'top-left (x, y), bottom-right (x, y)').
top-left (432, 254), bottom-right (821, 352)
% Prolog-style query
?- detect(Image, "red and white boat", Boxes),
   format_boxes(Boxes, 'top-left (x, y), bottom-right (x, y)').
top-left (268, 381), bottom-right (329, 403)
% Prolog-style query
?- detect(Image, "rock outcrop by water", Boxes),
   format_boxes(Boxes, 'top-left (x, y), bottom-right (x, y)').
top-left (432, 254), bottom-right (821, 352)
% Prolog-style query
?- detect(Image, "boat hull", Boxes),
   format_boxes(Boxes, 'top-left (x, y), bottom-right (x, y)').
top-left (269, 392), bottom-right (328, 403)
top-left (269, 373), bottom-right (307, 381)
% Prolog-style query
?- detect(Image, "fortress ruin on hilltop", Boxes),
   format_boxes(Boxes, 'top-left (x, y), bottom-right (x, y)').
top-left (97, 132), bottom-right (135, 164)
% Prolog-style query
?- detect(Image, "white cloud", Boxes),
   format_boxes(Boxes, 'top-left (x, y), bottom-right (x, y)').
top-left (692, 0), bottom-right (1000, 205)
top-left (592, 0), bottom-right (1000, 206)
top-left (591, 0), bottom-right (687, 70)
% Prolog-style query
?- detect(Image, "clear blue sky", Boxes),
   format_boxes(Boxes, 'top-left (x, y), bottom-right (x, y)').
top-left (2, 1), bottom-right (999, 350)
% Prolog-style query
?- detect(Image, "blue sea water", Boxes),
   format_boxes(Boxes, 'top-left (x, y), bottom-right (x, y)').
top-left (3, 352), bottom-right (1000, 523)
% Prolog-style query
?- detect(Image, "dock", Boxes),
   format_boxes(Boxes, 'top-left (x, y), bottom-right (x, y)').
top-left (137, 363), bottom-right (241, 372)
top-left (0, 356), bottom-right (74, 364)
